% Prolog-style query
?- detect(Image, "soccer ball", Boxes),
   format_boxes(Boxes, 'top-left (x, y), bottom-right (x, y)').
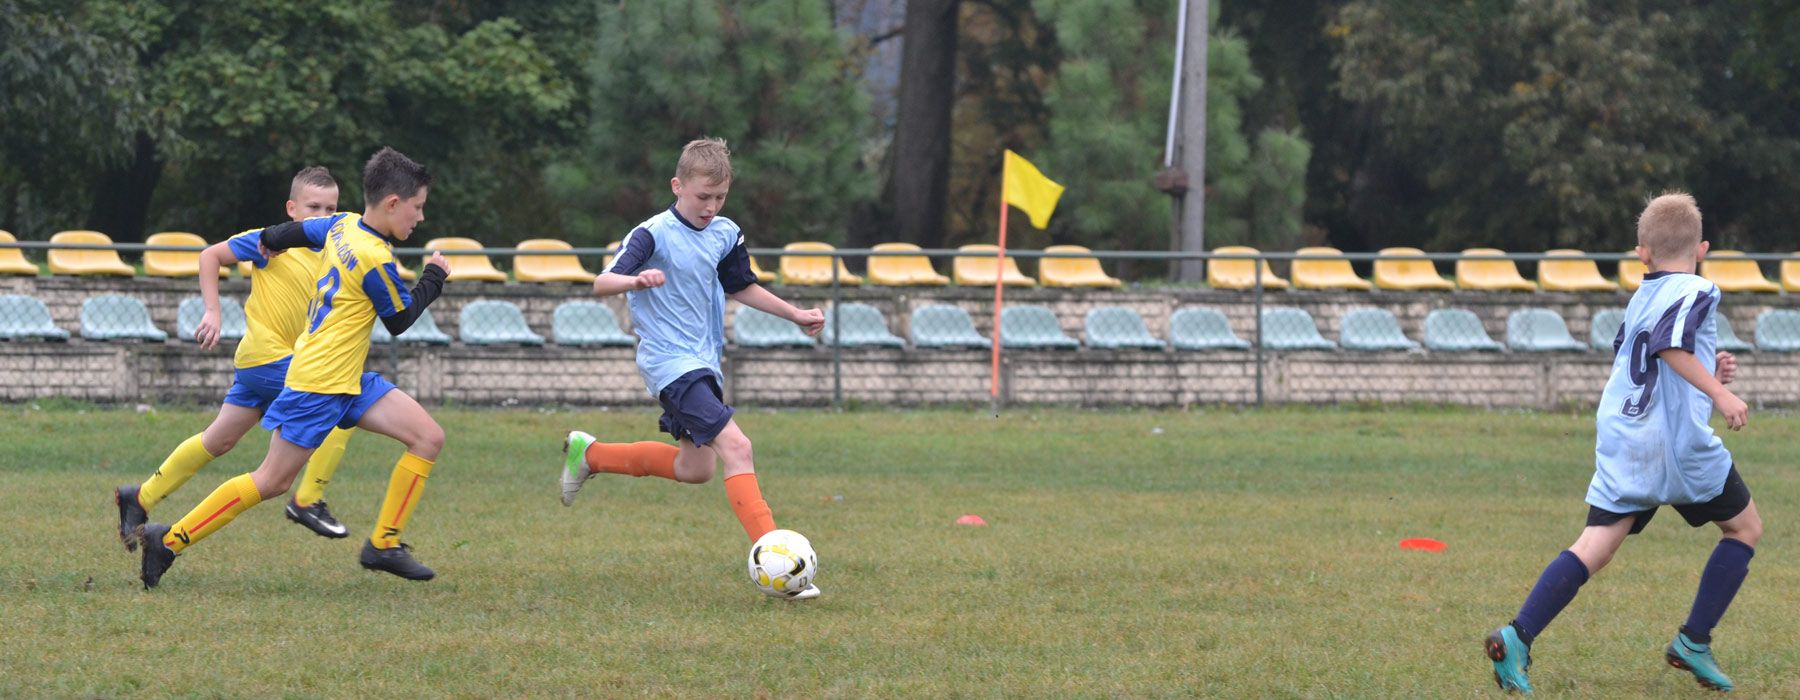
top-left (747, 529), bottom-right (817, 598)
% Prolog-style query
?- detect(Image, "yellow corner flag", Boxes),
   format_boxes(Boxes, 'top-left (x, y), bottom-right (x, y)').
top-left (1002, 150), bottom-right (1064, 229)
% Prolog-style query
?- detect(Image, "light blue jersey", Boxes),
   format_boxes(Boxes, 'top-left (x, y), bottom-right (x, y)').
top-left (605, 206), bottom-right (758, 396)
top-left (1589, 271), bottom-right (1731, 512)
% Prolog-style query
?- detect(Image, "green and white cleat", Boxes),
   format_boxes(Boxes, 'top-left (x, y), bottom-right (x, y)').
top-left (1666, 632), bottom-right (1733, 692)
top-left (560, 430), bottom-right (595, 507)
top-left (1485, 624), bottom-right (1533, 694)
top-left (790, 583), bottom-right (821, 600)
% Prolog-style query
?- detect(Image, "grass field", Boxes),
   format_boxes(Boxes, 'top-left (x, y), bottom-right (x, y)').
top-left (2, 403), bottom-right (1796, 697)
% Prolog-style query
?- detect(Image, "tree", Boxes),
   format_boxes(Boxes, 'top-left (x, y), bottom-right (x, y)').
top-left (887, 0), bottom-right (961, 248)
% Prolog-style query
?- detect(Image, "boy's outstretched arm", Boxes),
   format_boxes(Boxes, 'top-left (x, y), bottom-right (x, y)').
top-left (593, 269), bottom-right (663, 297)
top-left (729, 284), bottom-right (824, 336)
top-left (1661, 348), bottom-right (1748, 430)
top-left (193, 241), bottom-right (239, 350)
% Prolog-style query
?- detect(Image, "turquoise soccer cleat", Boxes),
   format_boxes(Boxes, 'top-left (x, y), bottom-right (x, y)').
top-left (560, 430), bottom-right (596, 507)
top-left (1666, 632), bottom-right (1733, 692)
top-left (1485, 624), bottom-right (1533, 694)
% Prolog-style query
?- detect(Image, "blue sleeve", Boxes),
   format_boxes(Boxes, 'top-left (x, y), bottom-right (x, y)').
top-left (227, 231), bottom-right (267, 267)
top-left (361, 262), bottom-right (414, 318)
top-left (717, 233), bottom-right (757, 294)
top-left (605, 227), bottom-right (655, 275)
top-left (301, 215), bottom-right (337, 247)
top-left (1648, 289), bottom-right (1716, 355)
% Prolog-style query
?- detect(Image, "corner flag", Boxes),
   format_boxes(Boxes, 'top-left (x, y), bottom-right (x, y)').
top-left (1002, 150), bottom-right (1064, 229)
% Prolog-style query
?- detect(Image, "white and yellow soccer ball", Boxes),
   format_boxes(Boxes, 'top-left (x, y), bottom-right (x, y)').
top-left (747, 529), bottom-right (817, 598)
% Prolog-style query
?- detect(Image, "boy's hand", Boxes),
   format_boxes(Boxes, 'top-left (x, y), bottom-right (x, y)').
top-left (634, 269), bottom-right (666, 289)
top-left (794, 308), bottom-right (825, 336)
top-left (259, 242), bottom-right (284, 260)
top-left (1714, 351), bottom-right (1737, 385)
top-left (195, 309), bottom-right (223, 350)
top-left (425, 250), bottom-right (450, 275)
top-left (1716, 391), bottom-right (1748, 431)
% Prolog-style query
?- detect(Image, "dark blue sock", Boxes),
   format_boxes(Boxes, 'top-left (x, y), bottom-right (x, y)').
top-left (1682, 538), bottom-right (1755, 644)
top-left (1511, 550), bottom-right (1590, 645)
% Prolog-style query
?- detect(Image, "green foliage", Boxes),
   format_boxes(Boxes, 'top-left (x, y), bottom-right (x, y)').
top-left (547, 0), bottom-right (873, 247)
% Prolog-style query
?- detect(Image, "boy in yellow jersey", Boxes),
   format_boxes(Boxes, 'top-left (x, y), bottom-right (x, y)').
top-left (136, 147), bottom-right (452, 587)
top-left (113, 167), bottom-right (360, 550)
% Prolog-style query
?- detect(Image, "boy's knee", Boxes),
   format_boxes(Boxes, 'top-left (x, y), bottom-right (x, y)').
top-left (1724, 517), bottom-right (1762, 547)
top-left (202, 433), bottom-right (239, 456)
top-left (408, 422), bottom-right (446, 457)
top-left (712, 432), bottom-right (752, 464)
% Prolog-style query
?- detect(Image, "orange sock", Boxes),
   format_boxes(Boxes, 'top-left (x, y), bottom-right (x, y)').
top-left (724, 473), bottom-right (777, 542)
top-left (584, 441), bottom-right (678, 480)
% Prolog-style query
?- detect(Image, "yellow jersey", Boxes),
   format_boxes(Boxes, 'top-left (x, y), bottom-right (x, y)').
top-left (284, 212), bottom-right (414, 394)
top-left (225, 229), bottom-right (326, 369)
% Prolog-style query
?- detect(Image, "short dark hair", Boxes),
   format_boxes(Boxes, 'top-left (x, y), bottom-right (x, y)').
top-left (289, 166), bottom-right (337, 198)
top-left (361, 147), bottom-right (432, 206)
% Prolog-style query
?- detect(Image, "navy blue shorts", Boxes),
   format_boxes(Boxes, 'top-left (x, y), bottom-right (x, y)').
top-left (222, 356), bottom-right (292, 410)
top-left (1587, 465), bottom-right (1753, 535)
top-left (657, 369), bottom-right (733, 447)
top-left (261, 373), bottom-right (397, 449)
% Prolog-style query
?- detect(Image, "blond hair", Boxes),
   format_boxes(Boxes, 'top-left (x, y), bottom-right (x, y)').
top-left (1636, 192), bottom-right (1703, 262)
top-left (289, 165), bottom-right (337, 199)
top-left (676, 137), bottom-right (733, 184)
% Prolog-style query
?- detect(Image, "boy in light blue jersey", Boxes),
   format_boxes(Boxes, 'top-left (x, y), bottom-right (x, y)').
top-left (557, 138), bottom-right (826, 599)
top-left (1487, 193), bottom-right (1760, 694)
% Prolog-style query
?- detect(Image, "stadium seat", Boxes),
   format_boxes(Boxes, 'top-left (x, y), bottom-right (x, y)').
top-left (1506, 308), bottom-right (1587, 352)
top-left (1169, 307), bottom-right (1249, 350)
top-left (750, 255), bottom-right (775, 284)
top-left (1084, 307), bottom-right (1165, 350)
top-left (370, 308), bottom-right (452, 345)
top-left (822, 303), bottom-right (903, 347)
top-left (1038, 245), bottom-right (1122, 288)
top-left (80, 294), bottom-right (166, 341)
top-left (1258, 307), bottom-right (1335, 350)
top-left (1291, 247), bottom-right (1372, 291)
top-left (1456, 249), bottom-right (1537, 291)
top-left (1588, 308), bottom-right (1625, 351)
top-left (953, 244), bottom-right (1036, 287)
top-left (1755, 309), bottom-right (1800, 352)
top-left (0, 295), bottom-right (69, 340)
top-left (1702, 251), bottom-right (1781, 293)
top-left (513, 239), bottom-right (595, 283)
top-left (733, 305), bottom-right (815, 348)
top-left (144, 232), bottom-right (226, 278)
top-left (1372, 247), bottom-right (1453, 290)
top-left (911, 304), bottom-right (990, 349)
top-left (1717, 313), bottom-right (1753, 353)
top-left (1207, 246), bottom-right (1288, 289)
top-left (176, 296), bottom-right (248, 342)
top-left (1783, 253), bottom-right (1800, 292)
top-left (1422, 308), bottom-right (1503, 352)
top-left (1339, 307), bottom-right (1419, 351)
top-left (780, 242), bottom-right (862, 286)
top-left (867, 242), bottom-right (950, 286)
top-left (552, 301), bottom-right (635, 347)
top-left (424, 237), bottom-right (509, 282)
top-left (999, 305), bottom-right (1080, 350)
top-left (1538, 250), bottom-right (1619, 292)
top-left (1617, 254), bottom-right (1647, 292)
top-left (459, 300), bottom-right (544, 345)
top-left (48, 231), bottom-right (134, 277)
top-left (0, 231), bottom-right (40, 276)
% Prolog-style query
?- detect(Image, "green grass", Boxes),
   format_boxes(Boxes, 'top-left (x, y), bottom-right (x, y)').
top-left (3, 405), bottom-right (1797, 697)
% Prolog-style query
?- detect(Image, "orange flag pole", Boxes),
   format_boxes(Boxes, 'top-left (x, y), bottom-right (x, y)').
top-left (990, 181), bottom-right (1009, 416)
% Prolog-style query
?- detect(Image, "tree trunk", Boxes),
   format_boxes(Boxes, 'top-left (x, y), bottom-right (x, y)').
top-left (889, 0), bottom-right (959, 249)
top-left (85, 131), bottom-right (162, 243)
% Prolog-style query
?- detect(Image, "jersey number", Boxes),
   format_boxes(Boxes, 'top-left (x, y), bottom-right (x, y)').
top-left (307, 267), bottom-right (341, 334)
top-left (1621, 329), bottom-right (1659, 417)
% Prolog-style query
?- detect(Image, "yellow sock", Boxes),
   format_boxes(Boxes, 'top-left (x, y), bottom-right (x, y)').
top-left (138, 433), bottom-right (217, 511)
top-left (165, 474), bottom-right (262, 553)
top-left (294, 428), bottom-right (354, 506)
top-left (371, 453), bottom-right (434, 549)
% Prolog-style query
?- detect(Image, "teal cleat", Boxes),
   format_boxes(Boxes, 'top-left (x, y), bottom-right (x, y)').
top-left (1666, 632), bottom-right (1733, 692)
top-left (560, 430), bottom-right (596, 507)
top-left (1486, 625), bottom-right (1533, 694)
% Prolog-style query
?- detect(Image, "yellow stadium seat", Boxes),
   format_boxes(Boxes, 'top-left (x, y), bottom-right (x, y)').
top-left (1455, 248), bottom-right (1536, 291)
top-left (424, 237), bottom-right (509, 282)
top-left (868, 242), bottom-right (950, 286)
top-left (1617, 253), bottom-right (1647, 292)
top-left (1783, 253), bottom-right (1800, 293)
top-left (48, 230), bottom-right (135, 276)
top-left (1038, 245), bottom-right (1123, 288)
top-left (749, 254), bottom-right (775, 283)
top-left (779, 242), bottom-right (862, 286)
top-left (598, 240), bottom-right (621, 273)
top-left (1537, 249), bottom-right (1618, 292)
top-left (1701, 250), bottom-right (1781, 293)
top-left (514, 239), bottom-right (595, 283)
top-left (1206, 246), bottom-right (1287, 289)
top-left (144, 232), bottom-right (226, 278)
top-left (953, 244), bottom-right (1036, 287)
top-left (1372, 247), bottom-right (1452, 290)
top-left (1291, 246), bottom-right (1371, 290)
top-left (0, 231), bottom-right (40, 276)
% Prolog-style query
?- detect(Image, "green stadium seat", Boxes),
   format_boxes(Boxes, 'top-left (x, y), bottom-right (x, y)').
top-left (1339, 307), bottom-right (1419, 351)
top-left (1169, 307), bottom-right (1249, 350)
top-left (371, 308), bottom-right (452, 345)
top-left (80, 294), bottom-right (167, 341)
top-left (553, 301), bottom-right (635, 346)
top-left (1258, 307), bottom-right (1335, 351)
top-left (823, 303), bottom-right (903, 348)
top-left (1084, 307), bottom-right (1164, 350)
top-left (1422, 309), bottom-right (1502, 352)
top-left (733, 305), bottom-right (815, 348)
top-left (1589, 308), bottom-right (1625, 351)
top-left (0, 294), bottom-right (69, 340)
top-left (999, 305), bottom-right (1079, 350)
top-left (459, 300), bottom-right (544, 345)
top-left (1754, 309), bottom-right (1800, 352)
top-left (176, 296), bottom-right (247, 343)
top-left (911, 304), bottom-right (990, 349)
top-left (1716, 314), bottom-right (1753, 353)
top-left (1506, 308), bottom-right (1587, 352)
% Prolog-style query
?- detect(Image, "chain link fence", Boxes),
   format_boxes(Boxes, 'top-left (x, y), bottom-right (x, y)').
top-left (3, 238), bottom-right (1799, 408)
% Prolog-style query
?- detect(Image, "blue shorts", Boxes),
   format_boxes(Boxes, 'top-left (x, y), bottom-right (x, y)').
top-left (261, 373), bottom-right (397, 449)
top-left (222, 356), bottom-right (293, 410)
top-left (657, 369), bottom-right (733, 447)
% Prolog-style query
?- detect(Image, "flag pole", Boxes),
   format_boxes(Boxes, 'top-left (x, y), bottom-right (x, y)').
top-left (990, 173), bottom-right (1009, 417)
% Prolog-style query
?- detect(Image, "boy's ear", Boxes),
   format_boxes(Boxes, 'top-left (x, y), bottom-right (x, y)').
top-left (670, 176), bottom-right (682, 195)
top-left (1635, 245), bottom-right (1652, 267)
top-left (1695, 240), bottom-right (1709, 261)
top-left (285, 200), bottom-right (299, 219)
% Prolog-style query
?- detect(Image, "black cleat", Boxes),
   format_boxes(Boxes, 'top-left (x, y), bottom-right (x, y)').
top-left (115, 484), bottom-right (148, 552)
top-left (138, 523), bottom-right (177, 589)
top-left (285, 499), bottom-right (349, 539)
top-left (359, 540), bottom-right (435, 581)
